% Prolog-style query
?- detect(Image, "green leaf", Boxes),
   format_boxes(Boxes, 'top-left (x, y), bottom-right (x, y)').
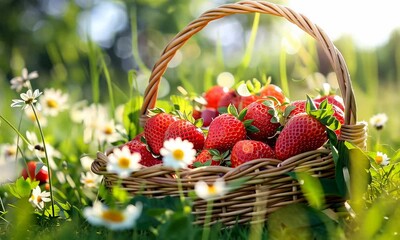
top-left (238, 108), bottom-right (248, 121)
top-left (284, 105), bottom-right (296, 117)
top-left (268, 204), bottom-right (339, 240)
top-left (112, 185), bottom-right (129, 204)
top-left (170, 95), bottom-right (193, 114)
top-left (296, 172), bottom-right (325, 209)
top-left (15, 177), bottom-right (33, 198)
top-left (123, 96), bottom-right (143, 139)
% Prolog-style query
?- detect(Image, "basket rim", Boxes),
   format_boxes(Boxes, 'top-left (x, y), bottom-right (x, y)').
top-left (139, 0), bottom-right (358, 126)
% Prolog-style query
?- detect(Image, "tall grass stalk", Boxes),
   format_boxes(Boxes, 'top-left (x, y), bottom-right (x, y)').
top-left (236, 13), bottom-right (260, 80)
top-left (130, 7), bottom-right (149, 74)
top-left (100, 54), bottom-right (115, 116)
top-left (202, 200), bottom-right (214, 240)
top-left (279, 44), bottom-right (289, 98)
top-left (31, 105), bottom-right (55, 217)
top-left (88, 40), bottom-right (100, 103)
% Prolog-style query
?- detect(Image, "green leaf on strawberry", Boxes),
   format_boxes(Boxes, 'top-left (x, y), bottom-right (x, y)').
top-left (305, 95), bottom-right (341, 133)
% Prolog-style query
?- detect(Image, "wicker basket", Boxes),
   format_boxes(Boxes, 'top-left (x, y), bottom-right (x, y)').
top-left (92, 0), bottom-right (367, 226)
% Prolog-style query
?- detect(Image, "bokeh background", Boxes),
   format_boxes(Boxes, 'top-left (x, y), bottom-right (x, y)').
top-left (0, 0), bottom-right (399, 149)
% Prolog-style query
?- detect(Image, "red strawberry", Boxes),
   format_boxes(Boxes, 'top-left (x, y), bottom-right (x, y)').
top-left (287, 99), bottom-right (344, 136)
top-left (124, 140), bottom-right (162, 167)
top-left (244, 100), bottom-right (280, 141)
top-left (164, 119), bottom-right (205, 150)
top-left (133, 132), bottom-right (145, 142)
top-left (238, 95), bottom-right (259, 111)
top-left (275, 113), bottom-right (327, 160)
top-left (231, 140), bottom-right (275, 167)
top-left (204, 86), bottom-right (229, 109)
top-left (204, 113), bottom-right (246, 152)
top-left (259, 84), bottom-right (287, 104)
top-left (144, 112), bottom-right (177, 155)
top-left (314, 95), bottom-right (345, 112)
top-left (192, 149), bottom-right (221, 167)
top-left (21, 161), bottom-right (48, 184)
top-left (201, 108), bottom-right (218, 127)
top-left (217, 90), bottom-right (240, 110)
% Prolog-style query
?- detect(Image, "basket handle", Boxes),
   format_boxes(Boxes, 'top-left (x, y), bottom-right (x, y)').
top-left (140, 0), bottom-right (357, 126)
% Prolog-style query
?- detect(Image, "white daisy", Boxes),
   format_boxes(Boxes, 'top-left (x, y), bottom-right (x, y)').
top-left (107, 146), bottom-right (141, 178)
top-left (95, 119), bottom-right (126, 145)
top-left (10, 68), bottom-right (38, 92)
top-left (82, 104), bottom-right (109, 144)
top-left (83, 201), bottom-right (142, 231)
top-left (160, 137), bottom-right (196, 169)
top-left (24, 106), bottom-right (48, 126)
top-left (375, 152), bottom-right (390, 166)
top-left (39, 88), bottom-right (69, 116)
top-left (11, 89), bottom-right (42, 109)
top-left (195, 178), bottom-right (228, 201)
top-left (26, 131), bottom-right (61, 170)
top-left (0, 142), bottom-right (18, 163)
top-left (369, 113), bottom-right (388, 130)
top-left (0, 142), bottom-right (19, 183)
top-left (80, 171), bottom-right (102, 188)
top-left (29, 186), bottom-right (51, 210)
top-left (80, 155), bottom-right (95, 171)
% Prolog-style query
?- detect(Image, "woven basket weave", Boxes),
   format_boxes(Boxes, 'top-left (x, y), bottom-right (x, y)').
top-left (92, 0), bottom-right (367, 226)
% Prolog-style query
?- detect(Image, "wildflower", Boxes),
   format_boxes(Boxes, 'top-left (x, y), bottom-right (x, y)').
top-left (0, 142), bottom-right (19, 183)
top-left (80, 155), bottom-right (95, 171)
top-left (80, 171), bottom-right (102, 188)
top-left (29, 186), bottom-right (51, 210)
top-left (11, 89), bottom-right (42, 109)
top-left (107, 146), bottom-right (141, 178)
top-left (24, 107), bottom-right (48, 126)
top-left (369, 113), bottom-right (388, 130)
top-left (10, 68), bottom-right (38, 92)
top-left (160, 137), bottom-right (196, 169)
top-left (39, 88), bottom-right (69, 116)
top-left (26, 131), bottom-right (61, 170)
top-left (83, 201), bottom-right (142, 231)
top-left (195, 178), bottom-right (228, 201)
top-left (0, 142), bottom-right (18, 162)
top-left (95, 119), bottom-right (126, 145)
top-left (375, 152), bottom-right (390, 166)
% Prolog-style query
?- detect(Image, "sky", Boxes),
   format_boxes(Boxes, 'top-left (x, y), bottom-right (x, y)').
top-left (286, 0), bottom-right (400, 48)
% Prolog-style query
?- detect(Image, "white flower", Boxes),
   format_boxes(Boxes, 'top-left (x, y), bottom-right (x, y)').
top-left (160, 138), bottom-right (196, 169)
top-left (29, 186), bottom-right (51, 210)
top-left (11, 89), bottom-right (42, 109)
top-left (24, 107), bottom-right (47, 126)
top-left (10, 68), bottom-right (38, 92)
top-left (80, 171), bottom-right (102, 188)
top-left (195, 178), bottom-right (228, 201)
top-left (81, 104), bottom-right (109, 144)
top-left (39, 88), bottom-right (69, 116)
top-left (0, 142), bottom-right (18, 163)
top-left (80, 155), bottom-right (95, 171)
top-left (95, 119), bottom-right (126, 145)
top-left (26, 131), bottom-right (61, 170)
top-left (115, 104), bottom-right (125, 124)
top-left (375, 152), bottom-right (390, 166)
top-left (107, 146), bottom-right (141, 178)
top-left (83, 201), bottom-right (142, 231)
top-left (369, 113), bottom-right (388, 130)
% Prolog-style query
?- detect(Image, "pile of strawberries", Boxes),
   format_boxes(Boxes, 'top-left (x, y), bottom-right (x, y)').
top-left (121, 80), bottom-right (345, 168)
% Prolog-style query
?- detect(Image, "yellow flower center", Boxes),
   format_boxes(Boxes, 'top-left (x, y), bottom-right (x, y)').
top-left (375, 155), bottom-right (383, 165)
top-left (208, 185), bottom-right (216, 195)
top-left (5, 148), bottom-right (16, 157)
top-left (101, 210), bottom-right (125, 223)
top-left (118, 157), bottom-right (131, 169)
top-left (172, 149), bottom-right (184, 161)
top-left (85, 179), bottom-right (94, 184)
top-left (37, 196), bottom-right (42, 203)
top-left (104, 126), bottom-right (114, 135)
top-left (46, 99), bottom-right (58, 108)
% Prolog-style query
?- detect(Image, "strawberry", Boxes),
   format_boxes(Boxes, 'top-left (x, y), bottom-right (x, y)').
top-left (191, 149), bottom-right (222, 167)
top-left (133, 132), bottom-right (145, 142)
top-left (204, 105), bottom-right (255, 152)
top-left (164, 119), bottom-right (205, 150)
top-left (204, 86), bottom-right (229, 109)
top-left (275, 113), bottom-right (327, 160)
top-left (238, 95), bottom-right (259, 111)
top-left (144, 111), bottom-right (177, 155)
top-left (124, 140), bottom-right (162, 167)
top-left (244, 100), bottom-right (280, 141)
top-left (217, 90), bottom-right (240, 111)
top-left (201, 108), bottom-right (218, 127)
top-left (259, 84), bottom-right (287, 104)
top-left (314, 94), bottom-right (345, 112)
top-left (21, 161), bottom-right (48, 184)
top-left (231, 140), bottom-right (275, 167)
